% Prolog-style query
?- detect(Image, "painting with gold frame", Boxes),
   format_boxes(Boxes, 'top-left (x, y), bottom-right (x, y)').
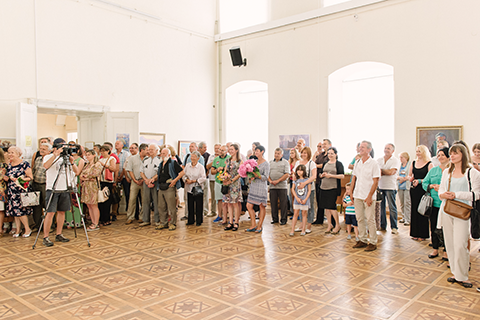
top-left (416, 126), bottom-right (463, 156)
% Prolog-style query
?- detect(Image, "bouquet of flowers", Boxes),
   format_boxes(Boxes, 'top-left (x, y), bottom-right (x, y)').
top-left (217, 170), bottom-right (231, 182)
top-left (15, 176), bottom-right (30, 191)
top-left (238, 159), bottom-right (259, 178)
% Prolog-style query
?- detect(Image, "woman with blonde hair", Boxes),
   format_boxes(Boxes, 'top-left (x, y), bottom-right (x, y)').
top-left (293, 146), bottom-right (317, 233)
top-left (472, 143), bottom-right (480, 172)
top-left (0, 149), bottom-right (7, 236)
top-left (408, 145), bottom-right (433, 240)
top-left (288, 148), bottom-right (301, 215)
top-left (80, 149), bottom-right (103, 231)
top-left (3, 146), bottom-right (33, 237)
top-left (397, 152), bottom-right (411, 225)
top-left (439, 144), bottom-right (480, 288)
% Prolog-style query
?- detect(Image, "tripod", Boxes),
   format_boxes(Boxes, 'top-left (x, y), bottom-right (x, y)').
top-left (32, 154), bottom-right (91, 249)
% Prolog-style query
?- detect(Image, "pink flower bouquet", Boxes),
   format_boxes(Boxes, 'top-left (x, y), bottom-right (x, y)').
top-left (238, 159), bottom-right (259, 178)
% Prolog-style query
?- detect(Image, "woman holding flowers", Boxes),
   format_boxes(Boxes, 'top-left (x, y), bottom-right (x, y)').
top-left (223, 144), bottom-right (243, 231)
top-left (244, 145), bottom-right (270, 233)
top-left (293, 147), bottom-right (317, 233)
top-left (3, 146), bottom-right (33, 237)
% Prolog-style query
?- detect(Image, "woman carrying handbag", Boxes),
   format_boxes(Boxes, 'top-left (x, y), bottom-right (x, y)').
top-left (438, 144), bottom-right (480, 289)
top-left (79, 149), bottom-right (103, 231)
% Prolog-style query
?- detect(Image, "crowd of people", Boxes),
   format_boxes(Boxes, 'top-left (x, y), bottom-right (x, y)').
top-left (0, 135), bottom-right (479, 291)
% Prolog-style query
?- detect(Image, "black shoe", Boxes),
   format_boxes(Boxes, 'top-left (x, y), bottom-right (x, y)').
top-left (428, 254), bottom-right (438, 259)
top-left (55, 234), bottom-right (70, 242)
top-left (280, 222), bottom-right (287, 225)
top-left (442, 257), bottom-right (449, 261)
top-left (271, 221), bottom-right (278, 224)
top-left (186, 223), bottom-right (194, 226)
top-left (428, 243), bottom-right (433, 247)
top-left (196, 223), bottom-right (202, 226)
top-left (111, 215), bottom-right (117, 222)
top-left (312, 220), bottom-right (322, 225)
top-left (43, 237), bottom-right (54, 247)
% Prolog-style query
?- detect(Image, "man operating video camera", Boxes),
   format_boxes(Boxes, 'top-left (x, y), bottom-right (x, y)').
top-left (42, 138), bottom-right (80, 247)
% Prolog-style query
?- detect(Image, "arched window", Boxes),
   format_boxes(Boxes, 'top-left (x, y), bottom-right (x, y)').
top-left (328, 62), bottom-right (394, 166)
top-left (225, 81), bottom-right (268, 156)
top-left (219, 0), bottom-right (269, 33)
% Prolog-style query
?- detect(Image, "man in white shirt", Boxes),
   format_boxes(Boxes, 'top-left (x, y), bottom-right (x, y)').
top-left (351, 141), bottom-right (381, 251)
top-left (42, 138), bottom-right (79, 247)
top-left (206, 144), bottom-right (221, 217)
top-left (377, 143), bottom-right (401, 234)
top-left (139, 144), bottom-right (161, 227)
top-left (125, 143), bottom-right (148, 224)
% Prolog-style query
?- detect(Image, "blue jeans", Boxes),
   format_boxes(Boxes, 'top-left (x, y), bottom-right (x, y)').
top-left (379, 189), bottom-right (398, 230)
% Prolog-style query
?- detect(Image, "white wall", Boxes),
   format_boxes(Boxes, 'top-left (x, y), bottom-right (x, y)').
top-left (0, 0), bottom-right (216, 151)
top-left (218, 0), bottom-right (480, 160)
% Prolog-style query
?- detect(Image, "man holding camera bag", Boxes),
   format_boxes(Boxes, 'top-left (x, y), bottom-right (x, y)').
top-left (42, 138), bottom-right (79, 247)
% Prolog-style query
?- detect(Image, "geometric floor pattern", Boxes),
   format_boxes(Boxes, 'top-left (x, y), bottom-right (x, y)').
top-left (1, 207), bottom-right (480, 320)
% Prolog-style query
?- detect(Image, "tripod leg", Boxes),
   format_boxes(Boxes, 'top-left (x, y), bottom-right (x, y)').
top-left (33, 191), bottom-right (55, 249)
top-left (73, 191), bottom-right (90, 247)
top-left (70, 194), bottom-right (78, 239)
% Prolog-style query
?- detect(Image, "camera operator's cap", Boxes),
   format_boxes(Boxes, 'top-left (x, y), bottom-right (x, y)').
top-left (53, 138), bottom-right (66, 147)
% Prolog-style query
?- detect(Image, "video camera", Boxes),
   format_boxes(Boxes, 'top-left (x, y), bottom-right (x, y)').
top-left (53, 143), bottom-right (79, 157)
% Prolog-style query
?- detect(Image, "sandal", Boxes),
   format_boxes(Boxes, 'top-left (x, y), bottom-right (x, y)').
top-left (255, 228), bottom-right (263, 233)
top-left (232, 223), bottom-right (239, 231)
top-left (224, 224), bottom-right (233, 231)
top-left (103, 222), bottom-right (112, 226)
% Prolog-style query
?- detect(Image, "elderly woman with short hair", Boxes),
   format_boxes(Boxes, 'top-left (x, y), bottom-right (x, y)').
top-left (183, 151), bottom-right (206, 226)
top-left (3, 146), bottom-right (33, 237)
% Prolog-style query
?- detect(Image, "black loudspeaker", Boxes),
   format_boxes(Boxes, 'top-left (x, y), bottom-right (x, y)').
top-left (229, 46), bottom-right (247, 67)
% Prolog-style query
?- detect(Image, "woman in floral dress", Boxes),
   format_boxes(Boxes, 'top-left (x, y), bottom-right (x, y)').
top-left (223, 143), bottom-right (243, 231)
top-left (80, 150), bottom-right (103, 231)
top-left (245, 145), bottom-right (270, 233)
top-left (4, 146), bottom-right (33, 237)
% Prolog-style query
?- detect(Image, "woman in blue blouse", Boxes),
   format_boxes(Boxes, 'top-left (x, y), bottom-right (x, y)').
top-left (423, 147), bottom-right (450, 260)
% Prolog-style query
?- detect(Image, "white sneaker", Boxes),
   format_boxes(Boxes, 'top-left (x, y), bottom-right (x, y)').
top-left (347, 234), bottom-right (352, 240)
top-left (295, 228), bottom-right (302, 232)
top-left (300, 232), bottom-right (306, 236)
top-left (305, 229), bottom-right (312, 234)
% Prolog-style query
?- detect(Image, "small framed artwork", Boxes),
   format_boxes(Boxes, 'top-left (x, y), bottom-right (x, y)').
top-left (278, 134), bottom-right (310, 160)
top-left (139, 133), bottom-right (166, 147)
top-left (178, 141), bottom-right (193, 162)
top-left (85, 141), bottom-right (95, 150)
top-left (0, 138), bottom-right (16, 149)
top-left (416, 126), bottom-right (463, 156)
top-left (116, 133), bottom-right (130, 150)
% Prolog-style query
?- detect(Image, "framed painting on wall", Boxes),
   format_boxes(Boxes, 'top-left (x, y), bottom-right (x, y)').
top-left (178, 141), bottom-right (194, 162)
top-left (416, 126), bottom-right (463, 156)
top-left (278, 134), bottom-right (310, 160)
top-left (85, 141), bottom-right (95, 150)
top-left (139, 133), bottom-right (166, 147)
top-left (0, 138), bottom-right (16, 150)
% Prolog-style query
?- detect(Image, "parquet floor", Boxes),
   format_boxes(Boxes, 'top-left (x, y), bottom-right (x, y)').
top-left (1, 207), bottom-right (480, 319)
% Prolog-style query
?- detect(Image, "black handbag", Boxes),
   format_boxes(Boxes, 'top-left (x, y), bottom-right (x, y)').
top-left (221, 185), bottom-right (229, 195)
top-left (192, 183), bottom-right (203, 197)
top-left (110, 183), bottom-right (121, 204)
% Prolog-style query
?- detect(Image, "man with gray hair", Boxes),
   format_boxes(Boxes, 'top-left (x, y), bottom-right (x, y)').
top-left (268, 148), bottom-right (291, 225)
top-left (206, 144), bottom-right (221, 217)
top-left (125, 143), bottom-right (148, 224)
top-left (139, 144), bottom-right (161, 227)
top-left (377, 143), bottom-right (400, 234)
top-left (180, 142), bottom-right (205, 220)
top-left (30, 143), bottom-right (51, 232)
top-left (351, 141), bottom-right (381, 251)
top-left (198, 141), bottom-right (210, 216)
top-left (156, 147), bottom-right (184, 230)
